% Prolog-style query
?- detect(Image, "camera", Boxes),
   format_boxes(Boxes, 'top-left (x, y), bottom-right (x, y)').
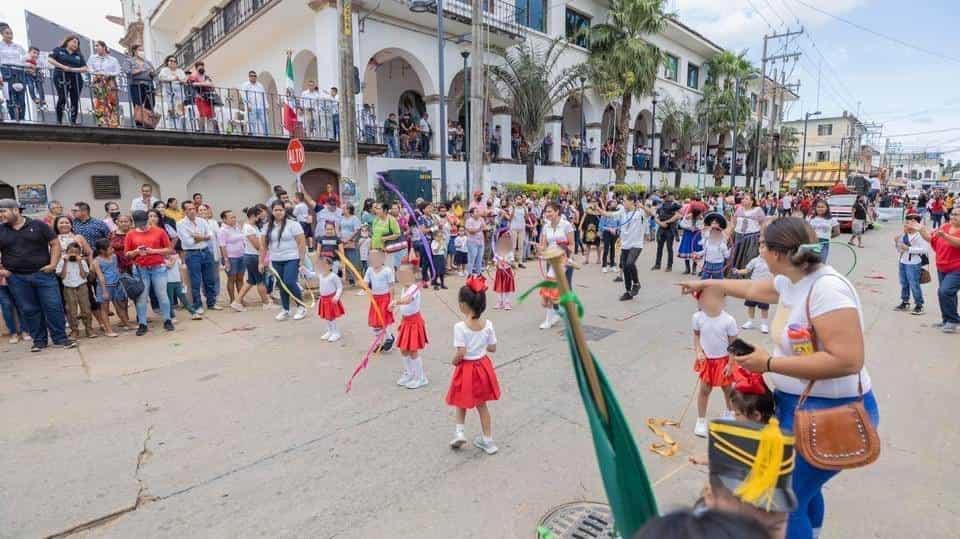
top-left (68, 255), bottom-right (78, 262)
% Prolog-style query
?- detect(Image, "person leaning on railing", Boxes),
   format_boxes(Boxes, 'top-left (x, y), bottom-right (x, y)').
top-left (126, 45), bottom-right (156, 128)
top-left (0, 22), bottom-right (28, 121)
top-left (157, 56), bottom-right (187, 130)
top-left (187, 61), bottom-right (217, 133)
top-left (88, 40), bottom-right (122, 128)
top-left (47, 35), bottom-right (87, 125)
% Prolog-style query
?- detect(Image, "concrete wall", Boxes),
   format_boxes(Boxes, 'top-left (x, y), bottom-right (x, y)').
top-left (0, 141), bottom-right (344, 217)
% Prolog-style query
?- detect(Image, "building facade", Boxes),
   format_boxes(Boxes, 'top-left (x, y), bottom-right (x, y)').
top-left (782, 111), bottom-right (868, 187)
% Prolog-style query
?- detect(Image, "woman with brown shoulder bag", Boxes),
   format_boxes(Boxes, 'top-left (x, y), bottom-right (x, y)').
top-left (678, 217), bottom-right (880, 539)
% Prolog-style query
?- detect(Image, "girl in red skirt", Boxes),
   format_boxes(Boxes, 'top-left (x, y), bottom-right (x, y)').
top-left (447, 275), bottom-right (501, 455)
top-left (492, 235), bottom-right (517, 310)
top-left (691, 286), bottom-right (738, 438)
top-left (392, 264), bottom-right (429, 389)
top-left (364, 249), bottom-right (396, 349)
top-left (316, 256), bottom-right (345, 342)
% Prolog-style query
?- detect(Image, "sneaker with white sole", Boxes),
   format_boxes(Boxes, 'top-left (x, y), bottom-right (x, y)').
top-left (196, 307), bottom-right (205, 315)
top-left (293, 306), bottom-right (307, 320)
top-left (602, 266), bottom-right (609, 273)
top-left (327, 333), bottom-right (341, 342)
top-left (723, 410), bottom-right (736, 420)
top-left (761, 323), bottom-right (769, 334)
top-left (539, 319), bottom-right (552, 330)
top-left (320, 331), bottom-right (331, 341)
top-left (694, 418), bottom-right (708, 438)
top-left (405, 377), bottom-right (428, 389)
top-left (450, 431), bottom-right (467, 449)
top-left (230, 302), bottom-right (246, 312)
top-left (473, 435), bottom-right (498, 455)
top-left (397, 372), bottom-right (413, 386)
top-left (741, 320), bottom-right (754, 330)
top-left (275, 310), bottom-right (291, 321)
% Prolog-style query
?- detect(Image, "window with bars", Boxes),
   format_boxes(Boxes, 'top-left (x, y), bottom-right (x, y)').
top-left (91, 176), bottom-right (121, 200)
top-left (817, 124), bottom-right (833, 136)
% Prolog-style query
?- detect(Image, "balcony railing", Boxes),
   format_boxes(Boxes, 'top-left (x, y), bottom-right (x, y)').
top-left (0, 64), bottom-right (383, 144)
top-left (173, 0), bottom-right (273, 69)
top-left (441, 0), bottom-right (527, 37)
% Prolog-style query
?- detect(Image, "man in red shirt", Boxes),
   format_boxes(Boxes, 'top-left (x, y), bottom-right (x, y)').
top-left (124, 210), bottom-right (174, 335)
top-left (916, 207), bottom-right (960, 333)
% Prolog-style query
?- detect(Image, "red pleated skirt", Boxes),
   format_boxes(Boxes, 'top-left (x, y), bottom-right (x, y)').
top-left (397, 312), bottom-right (429, 352)
top-left (368, 293), bottom-right (395, 328)
top-left (539, 277), bottom-right (559, 302)
top-left (446, 356), bottom-right (501, 409)
top-left (493, 268), bottom-right (516, 293)
top-left (694, 355), bottom-right (733, 387)
top-left (318, 293), bottom-right (345, 321)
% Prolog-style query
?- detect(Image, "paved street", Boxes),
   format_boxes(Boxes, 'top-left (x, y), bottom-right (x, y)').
top-left (2, 232), bottom-right (958, 539)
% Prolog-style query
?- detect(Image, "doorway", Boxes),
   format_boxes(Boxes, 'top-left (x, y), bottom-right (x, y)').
top-left (300, 168), bottom-right (340, 200)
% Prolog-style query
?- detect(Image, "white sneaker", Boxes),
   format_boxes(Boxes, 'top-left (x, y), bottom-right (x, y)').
top-left (450, 431), bottom-right (467, 449)
top-left (473, 435), bottom-right (499, 455)
top-left (457, 271), bottom-right (465, 277)
top-left (230, 302), bottom-right (246, 312)
top-left (275, 310), bottom-right (290, 321)
top-left (539, 319), bottom-right (552, 330)
top-left (9, 335), bottom-right (20, 344)
top-left (320, 331), bottom-right (331, 341)
top-left (741, 320), bottom-right (754, 330)
top-left (196, 307), bottom-right (205, 315)
top-left (602, 266), bottom-right (609, 273)
top-left (327, 332), bottom-right (341, 342)
top-left (694, 418), bottom-right (708, 438)
top-left (397, 372), bottom-right (413, 386)
top-left (723, 410), bottom-right (736, 420)
top-left (760, 323), bottom-right (769, 334)
top-left (293, 306), bottom-right (307, 320)
top-left (405, 376), bottom-right (429, 389)
top-left (547, 311), bottom-right (560, 328)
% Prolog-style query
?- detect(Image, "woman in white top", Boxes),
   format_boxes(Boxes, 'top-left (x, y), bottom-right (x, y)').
top-left (260, 201), bottom-right (307, 320)
top-left (509, 195), bottom-right (528, 265)
top-left (235, 206), bottom-right (274, 309)
top-left (538, 202), bottom-right (575, 329)
top-left (894, 213), bottom-right (930, 314)
top-left (728, 194), bottom-right (767, 272)
top-left (157, 55), bottom-right (188, 129)
top-left (806, 199), bottom-right (840, 263)
top-left (680, 217), bottom-right (878, 539)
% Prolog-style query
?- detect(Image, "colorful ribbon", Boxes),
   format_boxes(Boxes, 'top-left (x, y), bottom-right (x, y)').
top-left (336, 247), bottom-right (384, 328)
top-left (378, 174), bottom-right (438, 280)
top-left (266, 264), bottom-right (316, 308)
top-left (345, 331), bottom-right (386, 393)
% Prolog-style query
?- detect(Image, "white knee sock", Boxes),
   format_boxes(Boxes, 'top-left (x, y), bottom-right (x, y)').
top-left (414, 355), bottom-right (426, 381)
top-left (402, 355), bottom-right (412, 376)
top-left (328, 321), bottom-right (337, 334)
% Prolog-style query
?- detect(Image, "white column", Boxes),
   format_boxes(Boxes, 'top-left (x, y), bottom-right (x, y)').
top-left (585, 123), bottom-right (602, 167)
top-left (492, 109), bottom-right (512, 161)
top-left (425, 95), bottom-right (443, 158)
top-left (311, 1), bottom-right (340, 92)
top-left (627, 132), bottom-right (635, 168)
top-left (546, 117), bottom-right (562, 164)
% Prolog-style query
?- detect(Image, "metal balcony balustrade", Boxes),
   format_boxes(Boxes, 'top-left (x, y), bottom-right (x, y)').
top-left (172, 0), bottom-right (273, 69)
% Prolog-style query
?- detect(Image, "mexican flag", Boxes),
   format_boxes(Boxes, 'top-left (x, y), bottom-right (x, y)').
top-left (283, 54), bottom-right (298, 135)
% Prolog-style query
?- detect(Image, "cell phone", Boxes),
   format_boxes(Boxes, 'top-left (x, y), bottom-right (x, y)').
top-left (727, 338), bottom-right (756, 357)
top-left (138, 245), bottom-right (148, 251)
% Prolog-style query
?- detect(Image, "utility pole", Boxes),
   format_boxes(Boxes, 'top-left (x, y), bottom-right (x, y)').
top-left (469, 0), bottom-right (485, 193)
top-left (753, 28), bottom-right (802, 194)
top-left (337, 0), bottom-right (359, 196)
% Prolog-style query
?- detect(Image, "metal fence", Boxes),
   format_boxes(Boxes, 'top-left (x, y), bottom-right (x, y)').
top-left (0, 64), bottom-right (383, 143)
top-left (173, 0), bottom-right (273, 68)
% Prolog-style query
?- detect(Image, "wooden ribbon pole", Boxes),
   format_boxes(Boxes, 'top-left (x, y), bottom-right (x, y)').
top-left (544, 246), bottom-right (609, 425)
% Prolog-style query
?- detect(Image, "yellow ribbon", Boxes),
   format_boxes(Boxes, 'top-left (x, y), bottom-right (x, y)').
top-left (336, 247), bottom-right (386, 328)
top-left (266, 263), bottom-right (316, 308)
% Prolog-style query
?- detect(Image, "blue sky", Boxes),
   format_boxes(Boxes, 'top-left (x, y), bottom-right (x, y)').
top-left (675, 0), bottom-right (960, 158)
top-left (2, 0), bottom-right (958, 158)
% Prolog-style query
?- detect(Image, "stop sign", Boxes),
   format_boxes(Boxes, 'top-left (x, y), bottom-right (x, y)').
top-left (287, 138), bottom-right (305, 174)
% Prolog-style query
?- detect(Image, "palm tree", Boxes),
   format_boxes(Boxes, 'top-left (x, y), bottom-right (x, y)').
top-left (487, 39), bottom-right (583, 184)
top-left (656, 97), bottom-right (698, 186)
top-left (585, 0), bottom-right (674, 183)
top-left (699, 50), bottom-right (755, 181)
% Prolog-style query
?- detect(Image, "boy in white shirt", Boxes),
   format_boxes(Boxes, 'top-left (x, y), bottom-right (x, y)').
top-left (734, 255), bottom-right (772, 333)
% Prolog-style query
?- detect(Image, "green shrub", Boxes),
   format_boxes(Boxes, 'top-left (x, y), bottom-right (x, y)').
top-left (501, 182), bottom-right (563, 198)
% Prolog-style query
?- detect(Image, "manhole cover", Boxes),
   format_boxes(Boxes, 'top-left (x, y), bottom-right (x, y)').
top-left (537, 501), bottom-right (615, 538)
top-left (581, 325), bottom-right (616, 342)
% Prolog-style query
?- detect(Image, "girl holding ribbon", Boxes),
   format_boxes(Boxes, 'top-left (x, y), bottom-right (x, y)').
top-left (537, 202), bottom-right (576, 330)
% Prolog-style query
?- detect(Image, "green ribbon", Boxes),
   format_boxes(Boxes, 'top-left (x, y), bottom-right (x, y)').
top-left (517, 280), bottom-right (584, 319)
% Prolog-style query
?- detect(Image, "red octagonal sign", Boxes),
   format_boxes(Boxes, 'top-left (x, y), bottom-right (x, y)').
top-left (287, 138), bottom-right (305, 174)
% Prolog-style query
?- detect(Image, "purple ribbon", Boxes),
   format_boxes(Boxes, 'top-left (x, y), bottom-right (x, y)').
top-left (377, 174), bottom-right (437, 280)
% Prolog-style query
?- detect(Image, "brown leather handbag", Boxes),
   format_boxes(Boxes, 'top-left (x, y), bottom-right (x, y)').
top-left (793, 274), bottom-right (880, 471)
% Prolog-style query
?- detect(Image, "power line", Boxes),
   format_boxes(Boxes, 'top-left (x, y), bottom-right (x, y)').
top-left (790, 0), bottom-right (960, 64)
top-left (884, 127), bottom-right (960, 138)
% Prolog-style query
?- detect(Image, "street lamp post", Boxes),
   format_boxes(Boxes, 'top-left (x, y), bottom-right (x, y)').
top-left (650, 92), bottom-right (658, 192)
top-left (462, 50), bottom-right (470, 198)
top-left (579, 76), bottom-right (586, 197)
top-left (800, 110), bottom-right (821, 189)
top-left (731, 77), bottom-right (741, 189)
top-left (410, 0), bottom-right (448, 201)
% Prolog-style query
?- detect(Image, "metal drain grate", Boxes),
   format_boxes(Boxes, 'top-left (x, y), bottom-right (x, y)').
top-left (581, 325), bottom-right (616, 342)
top-left (538, 501), bottom-right (615, 538)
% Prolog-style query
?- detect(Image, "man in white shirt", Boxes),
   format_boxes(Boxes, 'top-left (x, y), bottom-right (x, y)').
top-left (130, 184), bottom-right (159, 212)
top-left (0, 22), bottom-right (28, 121)
top-left (418, 112), bottom-right (432, 158)
top-left (240, 71), bottom-right (268, 136)
top-left (779, 193), bottom-right (793, 216)
top-left (176, 202), bottom-right (219, 313)
top-left (613, 194), bottom-right (652, 300)
top-left (301, 80), bottom-right (321, 137)
top-left (322, 86), bottom-right (340, 140)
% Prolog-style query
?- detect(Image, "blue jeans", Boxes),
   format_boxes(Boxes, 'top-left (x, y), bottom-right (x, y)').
top-left (775, 389), bottom-right (879, 539)
top-left (248, 108), bottom-right (267, 136)
top-left (386, 134), bottom-right (400, 157)
top-left (0, 285), bottom-right (25, 335)
top-left (185, 249), bottom-right (218, 310)
top-left (937, 270), bottom-right (960, 324)
top-left (899, 263), bottom-right (923, 306)
top-left (466, 241), bottom-right (484, 275)
top-left (818, 239), bottom-right (830, 264)
top-left (272, 259), bottom-right (302, 311)
top-left (333, 113), bottom-right (340, 140)
top-left (134, 265), bottom-right (171, 324)
top-left (6, 271), bottom-right (69, 346)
